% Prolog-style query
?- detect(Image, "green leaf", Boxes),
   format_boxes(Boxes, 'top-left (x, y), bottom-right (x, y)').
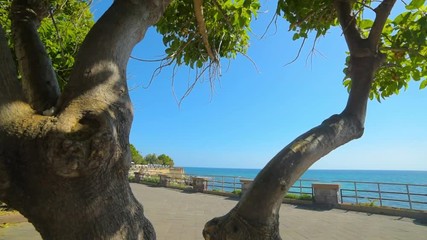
top-left (197, 60), bottom-right (203, 68)
top-left (420, 79), bottom-right (427, 89)
top-left (292, 33), bottom-right (300, 40)
top-left (359, 19), bottom-right (373, 29)
top-left (406, 0), bottom-right (425, 10)
top-left (394, 12), bottom-right (411, 24)
top-left (412, 69), bottom-right (421, 80)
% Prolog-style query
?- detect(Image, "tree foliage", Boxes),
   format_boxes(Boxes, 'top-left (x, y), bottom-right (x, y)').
top-left (369, 2), bottom-right (427, 99)
top-left (129, 146), bottom-right (175, 166)
top-left (155, 0), bottom-right (260, 69)
top-left (144, 153), bottom-right (175, 166)
top-left (158, 154), bottom-right (174, 166)
top-left (154, 0), bottom-right (426, 101)
top-left (277, 0), bottom-right (426, 100)
top-left (145, 153), bottom-right (159, 165)
top-left (130, 144), bottom-right (146, 165)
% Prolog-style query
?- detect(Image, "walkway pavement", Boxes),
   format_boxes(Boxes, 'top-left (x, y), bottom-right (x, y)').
top-left (1, 183), bottom-right (426, 239)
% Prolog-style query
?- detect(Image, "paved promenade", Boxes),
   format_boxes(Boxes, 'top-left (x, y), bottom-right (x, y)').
top-left (1, 183), bottom-right (426, 239)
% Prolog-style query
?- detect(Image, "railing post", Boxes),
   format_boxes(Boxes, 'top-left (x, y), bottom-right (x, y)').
top-left (377, 183), bottom-right (383, 207)
top-left (221, 176), bottom-right (224, 192)
top-left (406, 184), bottom-right (413, 210)
top-left (159, 174), bottom-right (170, 187)
top-left (192, 177), bottom-right (208, 192)
top-left (299, 180), bottom-right (303, 195)
top-left (354, 182), bottom-right (359, 204)
top-left (206, 176), bottom-right (211, 190)
top-left (134, 172), bottom-right (142, 183)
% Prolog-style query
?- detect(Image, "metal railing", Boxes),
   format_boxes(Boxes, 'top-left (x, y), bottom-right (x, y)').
top-left (203, 175), bottom-right (242, 193)
top-left (287, 179), bottom-right (318, 197)
top-left (134, 172), bottom-right (427, 211)
top-left (336, 181), bottom-right (427, 210)
top-left (200, 175), bottom-right (317, 197)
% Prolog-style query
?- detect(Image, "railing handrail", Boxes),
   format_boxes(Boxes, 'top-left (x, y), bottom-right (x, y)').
top-left (334, 180), bottom-right (427, 187)
top-left (341, 188), bottom-right (427, 196)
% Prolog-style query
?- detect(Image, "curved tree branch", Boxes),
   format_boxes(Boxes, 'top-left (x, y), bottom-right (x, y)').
top-left (334, 0), bottom-right (364, 55)
top-left (0, 24), bottom-right (22, 102)
top-left (203, 113), bottom-right (365, 239)
top-left (10, 0), bottom-right (60, 113)
top-left (50, 0), bottom-right (171, 178)
top-left (59, 0), bottom-right (170, 115)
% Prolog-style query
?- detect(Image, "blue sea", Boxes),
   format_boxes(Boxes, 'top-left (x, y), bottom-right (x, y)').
top-left (183, 167), bottom-right (427, 210)
top-left (184, 167), bottom-right (427, 184)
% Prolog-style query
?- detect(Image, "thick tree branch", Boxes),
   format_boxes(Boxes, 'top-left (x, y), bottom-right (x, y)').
top-left (58, 0), bottom-right (170, 120)
top-left (368, 0), bottom-right (397, 50)
top-left (203, 114), bottom-right (365, 239)
top-left (0, 25), bottom-right (23, 101)
top-left (334, 0), bottom-right (364, 54)
top-left (239, 114), bottom-right (363, 220)
top-left (47, 0), bottom-right (171, 179)
top-left (193, 0), bottom-right (218, 62)
top-left (11, 0), bottom-right (60, 113)
top-left (342, 55), bottom-right (383, 123)
top-left (340, 0), bottom-right (394, 121)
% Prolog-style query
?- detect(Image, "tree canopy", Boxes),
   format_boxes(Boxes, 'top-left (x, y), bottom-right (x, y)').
top-left (144, 153), bottom-right (175, 166)
top-left (130, 144), bottom-right (146, 165)
top-left (156, 0), bottom-right (260, 68)
top-left (158, 154), bottom-right (174, 166)
top-left (129, 145), bottom-right (175, 166)
top-left (2, 0), bottom-right (424, 100)
top-left (154, 0), bottom-right (426, 100)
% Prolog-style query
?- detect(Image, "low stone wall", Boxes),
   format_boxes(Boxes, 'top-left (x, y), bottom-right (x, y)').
top-left (130, 165), bottom-right (185, 178)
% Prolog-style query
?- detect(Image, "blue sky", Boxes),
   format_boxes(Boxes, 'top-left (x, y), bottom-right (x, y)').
top-left (92, 1), bottom-right (426, 170)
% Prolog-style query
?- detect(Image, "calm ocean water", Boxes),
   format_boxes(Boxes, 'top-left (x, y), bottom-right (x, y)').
top-left (183, 167), bottom-right (427, 210)
top-left (183, 167), bottom-right (427, 184)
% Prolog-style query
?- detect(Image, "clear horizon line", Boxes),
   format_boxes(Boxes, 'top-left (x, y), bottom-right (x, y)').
top-left (178, 166), bottom-right (427, 171)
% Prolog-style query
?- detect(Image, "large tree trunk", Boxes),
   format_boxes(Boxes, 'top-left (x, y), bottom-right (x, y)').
top-left (202, 0), bottom-right (396, 239)
top-left (0, 0), bottom-right (170, 239)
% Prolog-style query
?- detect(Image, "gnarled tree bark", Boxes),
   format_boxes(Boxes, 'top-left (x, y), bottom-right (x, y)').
top-left (11, 0), bottom-right (60, 113)
top-left (202, 0), bottom-right (396, 239)
top-left (0, 0), bottom-right (170, 239)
